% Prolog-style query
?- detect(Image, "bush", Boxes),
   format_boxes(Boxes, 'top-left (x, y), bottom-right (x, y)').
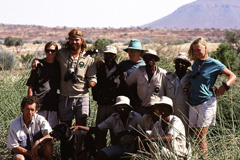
top-left (85, 38), bottom-right (94, 44)
top-left (21, 53), bottom-right (34, 63)
top-left (139, 37), bottom-right (154, 44)
top-left (0, 49), bottom-right (16, 70)
top-left (167, 38), bottom-right (188, 45)
top-left (211, 44), bottom-right (239, 74)
top-left (93, 38), bottom-right (111, 53)
top-left (33, 39), bottom-right (47, 44)
top-left (58, 39), bottom-right (67, 45)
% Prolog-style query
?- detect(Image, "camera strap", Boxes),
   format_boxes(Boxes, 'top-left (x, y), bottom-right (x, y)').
top-left (67, 51), bottom-right (82, 74)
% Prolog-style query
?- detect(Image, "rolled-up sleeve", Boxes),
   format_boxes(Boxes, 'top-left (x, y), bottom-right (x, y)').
top-left (86, 59), bottom-right (97, 83)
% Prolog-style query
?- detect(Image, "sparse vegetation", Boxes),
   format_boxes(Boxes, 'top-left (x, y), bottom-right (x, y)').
top-left (4, 36), bottom-right (24, 54)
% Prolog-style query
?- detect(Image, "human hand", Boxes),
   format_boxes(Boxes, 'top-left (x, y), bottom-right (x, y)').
top-left (31, 59), bottom-right (43, 70)
top-left (30, 141), bottom-right (40, 159)
top-left (70, 126), bottom-right (80, 131)
top-left (216, 85), bottom-right (226, 97)
top-left (88, 81), bottom-right (96, 88)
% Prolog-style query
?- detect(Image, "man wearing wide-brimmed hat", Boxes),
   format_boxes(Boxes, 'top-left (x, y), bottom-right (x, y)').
top-left (136, 96), bottom-right (189, 159)
top-left (71, 96), bottom-right (142, 160)
top-left (161, 52), bottom-right (192, 135)
top-left (126, 49), bottom-right (167, 115)
top-left (119, 39), bottom-right (146, 76)
top-left (92, 45), bottom-right (127, 150)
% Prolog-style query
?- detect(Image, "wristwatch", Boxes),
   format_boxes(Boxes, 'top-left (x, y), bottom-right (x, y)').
top-left (222, 81), bottom-right (230, 91)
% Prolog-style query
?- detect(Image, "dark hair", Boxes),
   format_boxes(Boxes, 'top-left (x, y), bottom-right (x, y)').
top-left (44, 41), bottom-right (58, 52)
top-left (62, 29), bottom-right (87, 52)
top-left (21, 96), bottom-right (39, 110)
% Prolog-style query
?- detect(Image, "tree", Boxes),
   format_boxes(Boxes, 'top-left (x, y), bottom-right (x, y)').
top-left (211, 44), bottom-right (239, 74)
top-left (4, 36), bottom-right (24, 54)
top-left (224, 30), bottom-right (240, 55)
top-left (93, 38), bottom-right (111, 54)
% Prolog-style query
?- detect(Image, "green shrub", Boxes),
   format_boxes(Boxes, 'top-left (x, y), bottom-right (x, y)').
top-left (0, 49), bottom-right (16, 70)
top-left (33, 39), bottom-right (47, 44)
top-left (211, 44), bottom-right (239, 74)
top-left (21, 53), bottom-right (34, 63)
top-left (93, 38), bottom-right (111, 54)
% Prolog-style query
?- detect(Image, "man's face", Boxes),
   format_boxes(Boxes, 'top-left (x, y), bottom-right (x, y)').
top-left (152, 104), bottom-right (171, 121)
top-left (127, 49), bottom-right (141, 63)
top-left (143, 55), bottom-right (156, 67)
top-left (45, 45), bottom-right (57, 61)
top-left (69, 37), bottom-right (82, 51)
top-left (175, 59), bottom-right (189, 73)
top-left (22, 103), bottom-right (37, 122)
top-left (115, 105), bottom-right (131, 117)
top-left (104, 53), bottom-right (116, 66)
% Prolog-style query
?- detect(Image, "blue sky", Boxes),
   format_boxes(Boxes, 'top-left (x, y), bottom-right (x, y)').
top-left (0, 0), bottom-right (196, 28)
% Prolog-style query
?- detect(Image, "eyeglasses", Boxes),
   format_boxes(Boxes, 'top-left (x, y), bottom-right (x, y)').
top-left (45, 49), bottom-right (56, 53)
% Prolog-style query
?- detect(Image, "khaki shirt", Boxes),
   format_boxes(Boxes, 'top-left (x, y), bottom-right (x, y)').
top-left (57, 48), bottom-right (97, 97)
top-left (149, 115), bottom-right (187, 156)
top-left (7, 114), bottom-right (52, 149)
top-left (126, 66), bottom-right (167, 106)
top-left (161, 71), bottom-right (191, 126)
top-left (98, 111), bottom-right (142, 145)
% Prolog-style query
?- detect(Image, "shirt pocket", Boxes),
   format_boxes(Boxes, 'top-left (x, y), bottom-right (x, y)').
top-left (165, 81), bottom-right (175, 97)
top-left (18, 134), bottom-right (27, 148)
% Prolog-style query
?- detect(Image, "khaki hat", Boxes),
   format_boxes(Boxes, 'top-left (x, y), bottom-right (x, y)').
top-left (146, 96), bottom-right (173, 114)
top-left (104, 45), bottom-right (117, 55)
top-left (141, 49), bottom-right (160, 62)
top-left (173, 52), bottom-right (191, 67)
top-left (113, 96), bottom-right (133, 108)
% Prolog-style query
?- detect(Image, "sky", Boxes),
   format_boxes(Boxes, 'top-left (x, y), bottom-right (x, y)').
top-left (0, 0), bottom-right (196, 28)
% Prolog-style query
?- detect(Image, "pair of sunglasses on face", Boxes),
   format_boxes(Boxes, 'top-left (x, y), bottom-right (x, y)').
top-left (45, 49), bottom-right (56, 53)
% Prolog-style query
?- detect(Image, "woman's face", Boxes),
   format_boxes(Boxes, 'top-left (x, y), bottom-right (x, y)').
top-left (45, 45), bottom-right (57, 61)
top-left (192, 44), bottom-right (206, 60)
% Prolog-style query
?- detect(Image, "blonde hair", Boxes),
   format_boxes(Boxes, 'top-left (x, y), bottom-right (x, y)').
top-left (187, 37), bottom-right (208, 60)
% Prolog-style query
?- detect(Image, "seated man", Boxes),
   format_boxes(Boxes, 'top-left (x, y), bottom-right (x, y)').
top-left (136, 96), bottom-right (189, 159)
top-left (7, 96), bottom-right (53, 160)
top-left (71, 96), bottom-right (142, 160)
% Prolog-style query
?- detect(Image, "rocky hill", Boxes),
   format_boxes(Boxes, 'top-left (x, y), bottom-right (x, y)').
top-left (142, 0), bottom-right (240, 29)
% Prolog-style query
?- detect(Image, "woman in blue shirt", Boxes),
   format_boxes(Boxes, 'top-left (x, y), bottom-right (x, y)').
top-left (187, 37), bottom-right (236, 158)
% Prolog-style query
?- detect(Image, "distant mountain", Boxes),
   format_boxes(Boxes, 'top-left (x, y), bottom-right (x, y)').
top-left (141, 0), bottom-right (240, 29)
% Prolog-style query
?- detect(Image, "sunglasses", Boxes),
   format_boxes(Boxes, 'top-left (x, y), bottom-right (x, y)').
top-left (45, 49), bottom-right (56, 53)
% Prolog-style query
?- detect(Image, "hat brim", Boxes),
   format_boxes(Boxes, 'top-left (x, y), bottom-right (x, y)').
top-left (173, 57), bottom-right (191, 67)
top-left (113, 103), bottom-right (133, 108)
top-left (123, 48), bottom-right (143, 53)
top-left (154, 103), bottom-right (173, 114)
top-left (141, 53), bottom-right (160, 62)
top-left (103, 51), bottom-right (117, 55)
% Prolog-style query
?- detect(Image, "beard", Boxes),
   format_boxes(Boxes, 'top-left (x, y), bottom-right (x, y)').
top-left (70, 43), bottom-right (81, 51)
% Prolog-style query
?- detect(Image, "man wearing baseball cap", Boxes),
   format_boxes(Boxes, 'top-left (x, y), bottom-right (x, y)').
top-left (126, 49), bottom-right (167, 115)
top-left (92, 45), bottom-right (127, 150)
top-left (161, 52), bottom-right (192, 135)
top-left (137, 96), bottom-right (189, 159)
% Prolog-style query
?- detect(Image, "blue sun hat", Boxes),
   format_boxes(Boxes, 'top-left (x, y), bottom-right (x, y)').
top-left (123, 39), bottom-right (143, 52)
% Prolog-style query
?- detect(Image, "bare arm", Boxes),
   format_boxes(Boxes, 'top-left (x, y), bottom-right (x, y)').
top-left (216, 68), bottom-right (237, 97)
top-left (142, 134), bottom-right (173, 144)
top-left (12, 146), bottom-right (31, 157)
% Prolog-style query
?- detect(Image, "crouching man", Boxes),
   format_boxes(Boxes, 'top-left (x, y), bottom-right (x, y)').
top-left (134, 96), bottom-right (189, 160)
top-left (7, 96), bottom-right (53, 160)
top-left (72, 96), bottom-right (142, 160)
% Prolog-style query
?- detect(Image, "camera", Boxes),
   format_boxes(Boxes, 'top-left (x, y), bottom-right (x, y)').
top-left (86, 49), bottom-right (99, 57)
top-left (64, 70), bottom-right (78, 83)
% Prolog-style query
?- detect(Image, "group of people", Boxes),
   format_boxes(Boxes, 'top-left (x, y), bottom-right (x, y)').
top-left (7, 29), bottom-right (236, 160)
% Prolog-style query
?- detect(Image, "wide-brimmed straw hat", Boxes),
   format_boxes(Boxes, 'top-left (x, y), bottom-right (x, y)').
top-left (104, 45), bottom-right (117, 55)
top-left (173, 52), bottom-right (191, 67)
top-left (141, 49), bottom-right (160, 62)
top-left (146, 96), bottom-right (173, 114)
top-left (123, 39), bottom-right (143, 52)
top-left (113, 96), bottom-right (133, 108)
